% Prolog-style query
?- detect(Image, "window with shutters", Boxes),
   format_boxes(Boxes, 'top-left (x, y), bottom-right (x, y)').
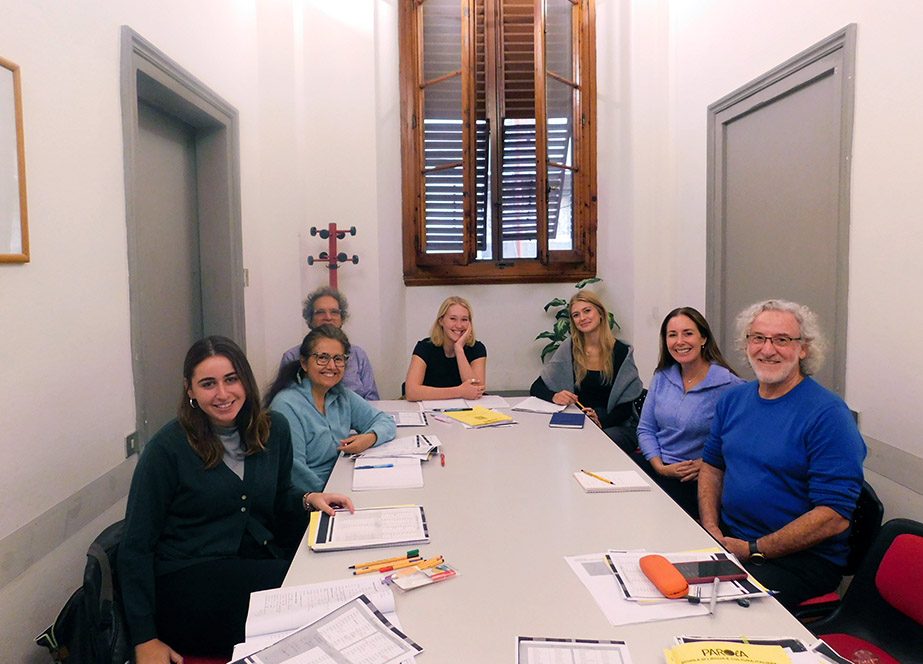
top-left (399, 0), bottom-right (597, 285)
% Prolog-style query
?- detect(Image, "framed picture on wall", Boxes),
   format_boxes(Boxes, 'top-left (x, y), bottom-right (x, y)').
top-left (1, 55), bottom-right (29, 263)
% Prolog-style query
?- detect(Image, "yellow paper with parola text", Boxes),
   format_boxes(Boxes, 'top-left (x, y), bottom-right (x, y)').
top-left (664, 641), bottom-right (792, 664)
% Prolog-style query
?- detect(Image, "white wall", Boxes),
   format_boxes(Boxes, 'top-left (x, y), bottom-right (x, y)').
top-left (2, 1), bottom-right (923, 661)
top-left (665, 0), bottom-right (923, 459)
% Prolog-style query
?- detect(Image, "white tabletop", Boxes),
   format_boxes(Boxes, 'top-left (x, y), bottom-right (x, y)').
top-left (285, 399), bottom-right (816, 662)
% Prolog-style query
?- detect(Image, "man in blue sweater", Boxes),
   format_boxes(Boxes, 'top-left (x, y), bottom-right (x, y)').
top-left (699, 299), bottom-right (866, 609)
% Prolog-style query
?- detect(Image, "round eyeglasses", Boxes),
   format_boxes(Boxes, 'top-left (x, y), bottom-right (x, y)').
top-left (310, 352), bottom-right (349, 367)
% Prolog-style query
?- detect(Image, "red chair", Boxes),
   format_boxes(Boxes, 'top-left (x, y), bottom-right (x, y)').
top-left (795, 481), bottom-right (884, 622)
top-left (810, 518), bottom-right (923, 664)
top-left (182, 656), bottom-right (228, 664)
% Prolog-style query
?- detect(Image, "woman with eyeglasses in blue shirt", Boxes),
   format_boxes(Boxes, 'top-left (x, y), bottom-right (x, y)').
top-left (266, 325), bottom-right (396, 493)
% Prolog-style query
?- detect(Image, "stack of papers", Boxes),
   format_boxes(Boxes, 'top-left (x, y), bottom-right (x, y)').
top-left (445, 406), bottom-right (514, 428)
top-left (308, 506), bottom-right (430, 552)
top-left (232, 593), bottom-right (421, 664)
top-left (353, 457), bottom-right (424, 491)
top-left (565, 549), bottom-right (769, 626)
top-left (573, 470), bottom-right (651, 493)
top-left (606, 550), bottom-right (765, 603)
top-left (239, 577), bottom-right (396, 652)
top-left (386, 411), bottom-right (428, 427)
top-left (357, 434), bottom-right (440, 460)
top-left (419, 394), bottom-right (511, 411)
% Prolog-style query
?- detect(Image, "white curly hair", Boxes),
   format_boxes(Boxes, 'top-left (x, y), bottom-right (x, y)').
top-left (734, 299), bottom-right (827, 376)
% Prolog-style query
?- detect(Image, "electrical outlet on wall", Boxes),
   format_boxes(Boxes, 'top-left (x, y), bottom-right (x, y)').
top-left (126, 432), bottom-right (140, 457)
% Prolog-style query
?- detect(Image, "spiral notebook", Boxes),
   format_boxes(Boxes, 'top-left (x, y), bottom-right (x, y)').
top-left (573, 470), bottom-right (651, 493)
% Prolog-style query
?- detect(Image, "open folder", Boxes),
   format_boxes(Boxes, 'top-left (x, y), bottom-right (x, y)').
top-left (308, 505), bottom-right (430, 552)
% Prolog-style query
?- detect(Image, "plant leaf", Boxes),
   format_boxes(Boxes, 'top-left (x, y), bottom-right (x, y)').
top-left (554, 318), bottom-right (571, 337)
top-left (535, 331), bottom-right (557, 341)
top-left (609, 312), bottom-right (620, 330)
top-left (543, 298), bottom-right (567, 311)
top-left (575, 277), bottom-right (601, 289)
top-left (541, 343), bottom-right (560, 362)
top-left (555, 308), bottom-right (571, 321)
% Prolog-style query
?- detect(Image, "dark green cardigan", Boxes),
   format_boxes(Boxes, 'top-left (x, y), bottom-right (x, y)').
top-left (118, 412), bottom-right (304, 646)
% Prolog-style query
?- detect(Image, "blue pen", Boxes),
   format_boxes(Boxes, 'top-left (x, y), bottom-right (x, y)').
top-left (356, 464), bottom-right (394, 470)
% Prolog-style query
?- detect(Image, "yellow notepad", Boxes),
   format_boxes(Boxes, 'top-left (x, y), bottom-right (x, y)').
top-left (445, 406), bottom-right (513, 427)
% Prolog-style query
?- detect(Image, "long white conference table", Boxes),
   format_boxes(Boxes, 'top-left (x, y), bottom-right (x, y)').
top-left (285, 399), bottom-right (817, 662)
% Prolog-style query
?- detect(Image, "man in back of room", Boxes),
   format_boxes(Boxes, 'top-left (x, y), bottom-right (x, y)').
top-left (281, 287), bottom-right (379, 400)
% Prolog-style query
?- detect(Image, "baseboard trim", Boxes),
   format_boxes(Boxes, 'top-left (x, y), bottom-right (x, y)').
top-left (0, 458), bottom-right (135, 590)
top-left (864, 435), bottom-right (923, 496)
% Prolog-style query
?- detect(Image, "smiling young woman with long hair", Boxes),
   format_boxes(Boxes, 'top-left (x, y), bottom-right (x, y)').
top-left (118, 336), bottom-right (353, 663)
top-left (636, 307), bottom-right (743, 518)
top-left (530, 291), bottom-right (643, 453)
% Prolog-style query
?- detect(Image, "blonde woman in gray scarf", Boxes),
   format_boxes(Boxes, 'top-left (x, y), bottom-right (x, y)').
top-left (530, 291), bottom-right (643, 454)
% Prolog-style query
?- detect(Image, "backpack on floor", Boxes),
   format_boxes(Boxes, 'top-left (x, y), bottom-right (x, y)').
top-left (35, 521), bottom-right (131, 664)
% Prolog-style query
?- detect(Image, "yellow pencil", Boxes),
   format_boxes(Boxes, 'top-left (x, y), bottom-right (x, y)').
top-left (575, 400), bottom-right (588, 411)
top-left (580, 469), bottom-right (615, 485)
top-left (354, 556), bottom-right (422, 575)
top-left (416, 556), bottom-right (444, 571)
top-left (350, 549), bottom-right (420, 569)
top-left (379, 557), bottom-right (427, 573)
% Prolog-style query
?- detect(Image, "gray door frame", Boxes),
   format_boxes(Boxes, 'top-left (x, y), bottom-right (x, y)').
top-left (706, 24), bottom-right (856, 395)
top-left (120, 26), bottom-right (245, 444)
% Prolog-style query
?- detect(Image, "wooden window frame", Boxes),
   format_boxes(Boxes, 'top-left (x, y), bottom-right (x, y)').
top-left (399, 0), bottom-right (597, 286)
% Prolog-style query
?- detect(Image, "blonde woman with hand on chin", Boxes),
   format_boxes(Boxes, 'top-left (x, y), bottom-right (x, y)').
top-left (405, 296), bottom-right (487, 401)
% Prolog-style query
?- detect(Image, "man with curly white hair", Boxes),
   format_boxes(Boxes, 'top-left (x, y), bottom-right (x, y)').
top-left (698, 299), bottom-right (866, 610)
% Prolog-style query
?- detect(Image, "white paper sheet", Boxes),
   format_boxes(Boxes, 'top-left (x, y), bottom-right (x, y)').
top-left (565, 552), bottom-right (709, 625)
top-left (245, 577), bottom-right (395, 638)
top-left (352, 458), bottom-right (424, 491)
top-left (511, 396), bottom-right (567, 413)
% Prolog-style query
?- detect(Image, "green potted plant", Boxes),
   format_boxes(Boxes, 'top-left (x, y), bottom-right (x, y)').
top-left (535, 278), bottom-right (619, 362)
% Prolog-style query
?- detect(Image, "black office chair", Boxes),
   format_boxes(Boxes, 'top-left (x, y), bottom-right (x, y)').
top-left (809, 518), bottom-right (923, 664)
top-left (795, 481), bottom-right (884, 622)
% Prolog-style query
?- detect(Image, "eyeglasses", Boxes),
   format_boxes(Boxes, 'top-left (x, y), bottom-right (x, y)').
top-left (746, 334), bottom-right (802, 348)
top-left (313, 308), bottom-right (342, 318)
top-left (310, 352), bottom-right (349, 367)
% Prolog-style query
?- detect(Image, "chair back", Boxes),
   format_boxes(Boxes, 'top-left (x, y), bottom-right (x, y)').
top-left (875, 531), bottom-right (923, 625)
top-left (811, 518), bottom-right (923, 664)
top-left (844, 481), bottom-right (884, 575)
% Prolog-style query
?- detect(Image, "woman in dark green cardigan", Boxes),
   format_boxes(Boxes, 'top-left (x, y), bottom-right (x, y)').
top-left (118, 336), bottom-right (353, 664)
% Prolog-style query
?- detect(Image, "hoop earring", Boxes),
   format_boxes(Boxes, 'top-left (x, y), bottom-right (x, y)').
top-left (189, 398), bottom-right (198, 409)
top-left (296, 368), bottom-right (304, 385)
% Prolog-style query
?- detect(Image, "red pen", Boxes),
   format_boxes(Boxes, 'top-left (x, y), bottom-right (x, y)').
top-left (441, 453), bottom-right (446, 467)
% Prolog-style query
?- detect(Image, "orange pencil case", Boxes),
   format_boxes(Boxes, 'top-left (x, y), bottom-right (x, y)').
top-left (639, 554), bottom-right (689, 599)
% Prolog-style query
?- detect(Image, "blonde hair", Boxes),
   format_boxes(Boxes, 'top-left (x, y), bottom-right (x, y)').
top-left (570, 291), bottom-right (615, 386)
top-left (429, 296), bottom-right (476, 347)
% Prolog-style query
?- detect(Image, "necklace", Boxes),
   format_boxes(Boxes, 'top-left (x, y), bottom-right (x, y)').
top-left (682, 363), bottom-right (708, 387)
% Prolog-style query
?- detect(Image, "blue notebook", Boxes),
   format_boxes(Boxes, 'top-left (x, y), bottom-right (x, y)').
top-left (549, 412), bottom-right (586, 429)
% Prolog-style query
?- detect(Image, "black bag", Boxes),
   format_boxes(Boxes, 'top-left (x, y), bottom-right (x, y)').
top-left (35, 521), bottom-right (132, 664)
